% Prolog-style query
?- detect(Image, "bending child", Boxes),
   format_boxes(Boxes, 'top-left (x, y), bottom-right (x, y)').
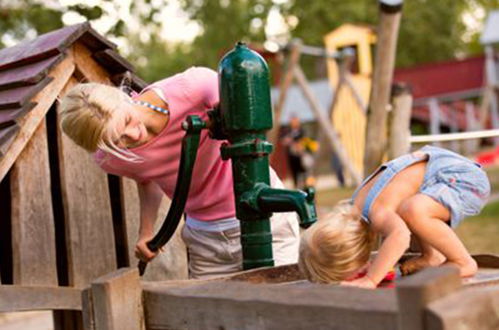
top-left (59, 67), bottom-right (299, 279)
top-left (299, 145), bottom-right (490, 288)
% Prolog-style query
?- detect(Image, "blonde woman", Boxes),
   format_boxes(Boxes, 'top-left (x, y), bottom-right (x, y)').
top-left (60, 67), bottom-right (299, 279)
top-left (299, 146), bottom-right (490, 288)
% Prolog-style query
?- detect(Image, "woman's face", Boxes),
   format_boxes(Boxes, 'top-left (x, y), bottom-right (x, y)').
top-left (111, 108), bottom-right (149, 149)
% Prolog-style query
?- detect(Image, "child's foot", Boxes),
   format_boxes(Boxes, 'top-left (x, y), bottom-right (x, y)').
top-left (400, 254), bottom-right (446, 276)
top-left (444, 257), bottom-right (478, 278)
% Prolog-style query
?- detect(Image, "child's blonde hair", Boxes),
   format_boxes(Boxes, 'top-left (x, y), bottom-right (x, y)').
top-left (59, 83), bottom-right (141, 162)
top-left (299, 200), bottom-right (373, 283)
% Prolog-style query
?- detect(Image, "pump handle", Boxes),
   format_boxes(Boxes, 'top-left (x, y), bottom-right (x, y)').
top-left (138, 115), bottom-right (206, 276)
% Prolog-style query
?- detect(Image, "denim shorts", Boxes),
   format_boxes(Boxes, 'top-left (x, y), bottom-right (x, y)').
top-left (352, 145), bottom-right (490, 227)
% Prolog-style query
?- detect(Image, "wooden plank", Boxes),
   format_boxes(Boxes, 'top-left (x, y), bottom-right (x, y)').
top-left (396, 266), bottom-right (462, 330)
top-left (0, 285), bottom-right (82, 312)
top-left (0, 127), bottom-right (18, 158)
top-left (121, 177), bottom-right (188, 281)
top-left (80, 28), bottom-right (117, 52)
top-left (0, 102), bottom-right (36, 128)
top-left (0, 76), bottom-right (52, 110)
top-left (143, 280), bottom-right (398, 330)
top-left (82, 287), bottom-right (96, 330)
top-left (91, 268), bottom-right (144, 330)
top-left (10, 118), bottom-right (58, 285)
top-left (0, 55), bottom-right (63, 91)
top-left (363, 2), bottom-right (403, 177)
top-left (93, 49), bottom-right (134, 74)
top-left (0, 23), bottom-right (88, 72)
top-left (0, 52), bottom-right (75, 182)
top-left (57, 76), bottom-right (117, 288)
top-left (0, 124), bottom-right (19, 146)
top-left (426, 286), bottom-right (499, 330)
top-left (72, 43), bottom-right (112, 85)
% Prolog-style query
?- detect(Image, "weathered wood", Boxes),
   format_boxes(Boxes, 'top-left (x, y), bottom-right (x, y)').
top-left (91, 268), bottom-right (144, 330)
top-left (79, 28), bottom-right (117, 52)
top-left (426, 286), bottom-right (499, 330)
top-left (0, 124), bottom-right (19, 146)
top-left (0, 76), bottom-right (52, 110)
top-left (0, 55), bottom-right (63, 91)
top-left (121, 177), bottom-right (188, 281)
top-left (396, 266), bottom-right (462, 330)
top-left (0, 126), bottom-right (18, 158)
top-left (82, 287), bottom-right (96, 330)
top-left (0, 53), bottom-right (75, 182)
top-left (0, 285), bottom-right (82, 312)
top-left (363, 1), bottom-right (403, 177)
top-left (72, 43), bottom-right (113, 85)
top-left (293, 65), bottom-right (362, 184)
top-left (93, 49), bottom-right (134, 74)
top-left (0, 23), bottom-right (88, 72)
top-left (10, 118), bottom-right (58, 285)
top-left (268, 41), bottom-right (302, 146)
top-left (0, 102), bottom-right (36, 128)
top-left (57, 75), bottom-right (117, 288)
top-left (388, 83), bottom-right (412, 159)
top-left (144, 280), bottom-right (398, 330)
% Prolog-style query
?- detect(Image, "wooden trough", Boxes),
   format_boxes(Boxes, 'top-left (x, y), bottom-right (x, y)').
top-left (75, 254), bottom-right (499, 330)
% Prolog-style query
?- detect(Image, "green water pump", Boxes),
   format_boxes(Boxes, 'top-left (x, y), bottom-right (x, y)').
top-left (212, 42), bottom-right (317, 269)
top-left (139, 42), bottom-right (317, 275)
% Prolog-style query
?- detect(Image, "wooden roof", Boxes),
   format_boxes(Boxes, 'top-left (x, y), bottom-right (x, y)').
top-left (0, 22), bottom-right (146, 161)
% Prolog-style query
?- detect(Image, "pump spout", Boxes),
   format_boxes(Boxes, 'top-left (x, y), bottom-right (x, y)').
top-left (241, 183), bottom-right (317, 228)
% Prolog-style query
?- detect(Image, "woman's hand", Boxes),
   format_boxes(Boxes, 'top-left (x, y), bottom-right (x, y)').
top-left (340, 275), bottom-right (377, 289)
top-left (135, 235), bottom-right (160, 262)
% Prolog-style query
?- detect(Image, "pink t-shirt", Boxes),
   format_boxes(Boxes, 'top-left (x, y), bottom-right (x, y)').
top-left (94, 67), bottom-right (236, 221)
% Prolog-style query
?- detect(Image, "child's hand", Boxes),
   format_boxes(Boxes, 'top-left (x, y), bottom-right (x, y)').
top-left (135, 235), bottom-right (161, 262)
top-left (340, 276), bottom-right (377, 289)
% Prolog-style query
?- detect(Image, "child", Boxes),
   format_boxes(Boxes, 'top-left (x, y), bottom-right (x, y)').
top-left (299, 146), bottom-right (490, 288)
top-left (59, 66), bottom-right (299, 279)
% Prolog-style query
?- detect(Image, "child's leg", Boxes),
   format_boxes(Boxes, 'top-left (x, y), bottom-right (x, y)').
top-left (398, 194), bottom-right (477, 277)
top-left (400, 235), bottom-right (446, 275)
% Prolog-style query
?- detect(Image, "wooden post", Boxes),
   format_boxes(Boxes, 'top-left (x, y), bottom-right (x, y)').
top-left (293, 65), bottom-right (362, 185)
top-left (464, 101), bottom-right (480, 154)
top-left (485, 45), bottom-right (499, 146)
top-left (388, 83), bottom-right (412, 159)
top-left (90, 268), bottom-right (145, 330)
top-left (396, 266), bottom-right (461, 330)
top-left (268, 40), bottom-right (302, 147)
top-left (363, 0), bottom-right (403, 177)
top-left (428, 98), bottom-right (441, 147)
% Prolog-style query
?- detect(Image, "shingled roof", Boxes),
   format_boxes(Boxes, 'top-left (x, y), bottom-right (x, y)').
top-left (0, 22), bottom-right (146, 172)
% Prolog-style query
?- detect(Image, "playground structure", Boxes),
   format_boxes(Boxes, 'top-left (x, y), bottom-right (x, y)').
top-left (2, 3), bottom-right (499, 330)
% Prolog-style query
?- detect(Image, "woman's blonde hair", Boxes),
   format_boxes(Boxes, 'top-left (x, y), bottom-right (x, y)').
top-left (299, 200), bottom-right (374, 284)
top-left (59, 82), bottom-right (141, 162)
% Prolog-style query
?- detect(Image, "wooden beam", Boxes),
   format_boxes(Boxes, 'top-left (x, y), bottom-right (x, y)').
top-left (10, 118), bottom-right (58, 285)
top-left (72, 43), bottom-right (112, 84)
top-left (91, 268), bottom-right (144, 330)
top-left (293, 65), bottom-right (361, 184)
top-left (0, 53), bottom-right (75, 181)
top-left (426, 286), bottom-right (499, 329)
top-left (268, 41), bottom-right (302, 147)
top-left (396, 266), bottom-right (462, 330)
top-left (0, 285), bottom-right (82, 312)
top-left (57, 75), bottom-right (117, 288)
top-left (363, 1), bottom-right (403, 177)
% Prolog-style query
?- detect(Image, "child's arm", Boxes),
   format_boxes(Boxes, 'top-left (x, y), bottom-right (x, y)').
top-left (343, 209), bottom-right (411, 288)
top-left (135, 181), bottom-right (165, 261)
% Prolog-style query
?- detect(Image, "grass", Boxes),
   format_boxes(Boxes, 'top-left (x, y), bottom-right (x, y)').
top-left (315, 165), bottom-right (499, 255)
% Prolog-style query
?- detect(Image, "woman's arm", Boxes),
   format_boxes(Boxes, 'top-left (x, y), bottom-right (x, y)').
top-left (135, 181), bottom-right (164, 262)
